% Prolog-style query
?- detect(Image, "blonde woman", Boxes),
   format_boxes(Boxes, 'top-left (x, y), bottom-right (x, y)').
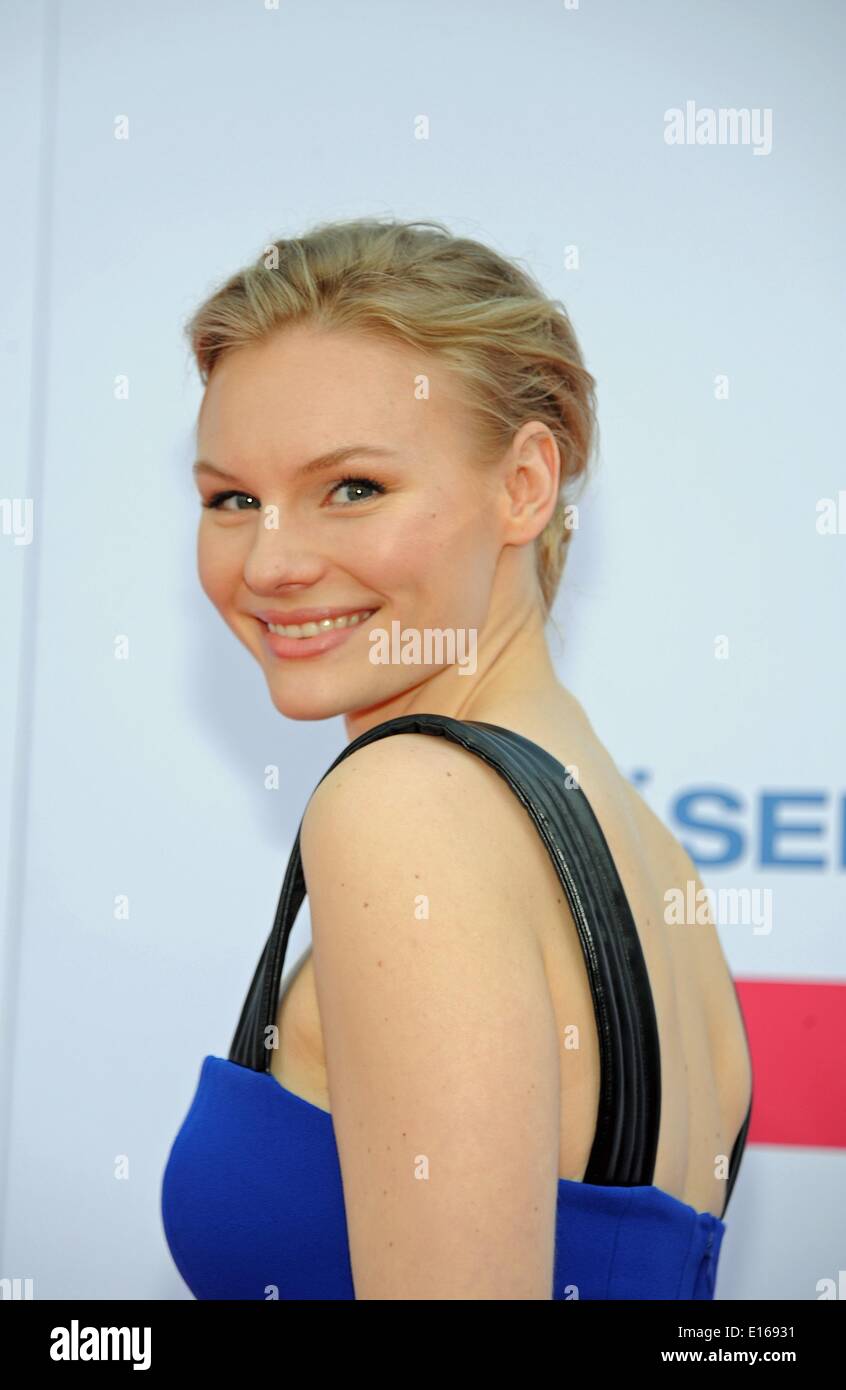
top-left (161, 218), bottom-right (753, 1301)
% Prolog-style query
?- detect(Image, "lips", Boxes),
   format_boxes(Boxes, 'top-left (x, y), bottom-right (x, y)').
top-left (254, 605), bottom-right (379, 626)
top-left (258, 606), bottom-right (379, 660)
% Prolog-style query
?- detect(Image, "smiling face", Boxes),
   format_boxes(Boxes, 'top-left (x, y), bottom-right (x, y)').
top-left (194, 322), bottom-right (546, 724)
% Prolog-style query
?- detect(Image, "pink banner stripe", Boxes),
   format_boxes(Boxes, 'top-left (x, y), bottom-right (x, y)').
top-left (735, 979), bottom-right (846, 1149)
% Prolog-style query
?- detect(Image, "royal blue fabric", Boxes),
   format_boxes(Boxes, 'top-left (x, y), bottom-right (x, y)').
top-left (161, 1054), bottom-right (726, 1300)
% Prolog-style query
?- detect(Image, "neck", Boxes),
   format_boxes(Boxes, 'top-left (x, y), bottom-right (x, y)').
top-left (343, 594), bottom-right (566, 744)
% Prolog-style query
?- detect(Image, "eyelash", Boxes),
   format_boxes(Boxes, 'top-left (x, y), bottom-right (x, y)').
top-left (202, 475), bottom-right (387, 510)
top-left (330, 474), bottom-right (387, 504)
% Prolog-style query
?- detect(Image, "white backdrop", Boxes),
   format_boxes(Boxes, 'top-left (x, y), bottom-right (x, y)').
top-left (1, 0), bottom-right (843, 1301)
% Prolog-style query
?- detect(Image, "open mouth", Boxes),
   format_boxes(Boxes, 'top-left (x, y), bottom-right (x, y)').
top-left (264, 607), bottom-right (378, 640)
top-left (257, 607), bottom-right (381, 660)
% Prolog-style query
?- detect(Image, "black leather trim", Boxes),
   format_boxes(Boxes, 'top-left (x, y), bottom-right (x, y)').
top-left (724, 1096), bottom-right (753, 1218)
top-left (721, 973), bottom-right (754, 1219)
top-left (227, 712), bottom-right (747, 1199)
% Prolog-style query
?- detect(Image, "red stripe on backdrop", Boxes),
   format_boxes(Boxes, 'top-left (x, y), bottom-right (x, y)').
top-left (735, 979), bottom-right (846, 1149)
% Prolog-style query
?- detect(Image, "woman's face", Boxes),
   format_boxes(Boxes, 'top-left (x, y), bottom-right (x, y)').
top-left (194, 323), bottom-right (520, 723)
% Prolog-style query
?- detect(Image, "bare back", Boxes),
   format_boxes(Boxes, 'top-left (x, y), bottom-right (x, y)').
top-left (271, 689), bottom-right (753, 1221)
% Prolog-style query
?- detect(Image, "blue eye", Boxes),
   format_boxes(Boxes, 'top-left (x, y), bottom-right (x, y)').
top-left (328, 475), bottom-right (386, 505)
top-left (203, 491), bottom-right (261, 511)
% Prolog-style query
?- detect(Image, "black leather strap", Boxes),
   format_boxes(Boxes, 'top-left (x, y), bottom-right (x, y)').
top-left (723, 976), bottom-right (754, 1219)
top-left (228, 712), bottom-right (669, 1189)
top-left (725, 1095), bottom-right (752, 1217)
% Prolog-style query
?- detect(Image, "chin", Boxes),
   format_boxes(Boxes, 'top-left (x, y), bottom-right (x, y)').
top-left (265, 686), bottom-right (343, 723)
top-left (262, 674), bottom-right (370, 724)
top-left (264, 666), bottom-right (417, 726)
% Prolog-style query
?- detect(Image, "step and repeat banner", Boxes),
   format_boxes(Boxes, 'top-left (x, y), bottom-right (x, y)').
top-left (1, 0), bottom-right (842, 1303)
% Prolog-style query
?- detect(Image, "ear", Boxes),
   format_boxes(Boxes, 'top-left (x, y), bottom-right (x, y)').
top-left (500, 421), bottom-right (562, 546)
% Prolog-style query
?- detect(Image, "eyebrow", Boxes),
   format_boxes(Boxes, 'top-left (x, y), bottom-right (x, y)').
top-left (192, 444), bottom-right (396, 483)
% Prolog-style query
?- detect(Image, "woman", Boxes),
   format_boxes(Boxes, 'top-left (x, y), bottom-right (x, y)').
top-left (161, 218), bottom-right (753, 1300)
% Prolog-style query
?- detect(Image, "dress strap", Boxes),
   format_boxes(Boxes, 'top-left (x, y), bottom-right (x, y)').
top-left (721, 975), bottom-right (754, 1218)
top-left (228, 712), bottom-right (662, 1189)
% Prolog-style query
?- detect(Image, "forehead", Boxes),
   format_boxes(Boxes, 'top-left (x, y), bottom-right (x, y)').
top-left (197, 324), bottom-right (476, 463)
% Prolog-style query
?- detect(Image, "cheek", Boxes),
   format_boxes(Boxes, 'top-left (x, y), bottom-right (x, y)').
top-left (342, 516), bottom-right (434, 585)
top-left (414, 499), bottom-right (498, 578)
top-left (197, 522), bottom-right (242, 606)
top-left (364, 505), bottom-right (497, 612)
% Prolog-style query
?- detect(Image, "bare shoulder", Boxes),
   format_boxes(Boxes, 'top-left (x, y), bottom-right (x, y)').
top-left (305, 729), bottom-right (509, 806)
top-left (297, 730), bottom-right (562, 1298)
top-left (302, 729), bottom-right (548, 890)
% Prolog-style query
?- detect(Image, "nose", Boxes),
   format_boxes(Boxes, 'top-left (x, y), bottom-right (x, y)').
top-left (241, 508), bottom-right (325, 592)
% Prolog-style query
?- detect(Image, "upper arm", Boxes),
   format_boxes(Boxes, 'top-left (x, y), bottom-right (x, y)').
top-left (300, 734), bottom-right (561, 1300)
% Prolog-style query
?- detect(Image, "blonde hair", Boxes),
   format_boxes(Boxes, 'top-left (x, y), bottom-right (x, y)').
top-left (186, 217), bottom-right (598, 618)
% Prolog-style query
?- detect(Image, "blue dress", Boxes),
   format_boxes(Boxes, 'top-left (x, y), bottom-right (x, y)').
top-left (161, 714), bottom-right (753, 1300)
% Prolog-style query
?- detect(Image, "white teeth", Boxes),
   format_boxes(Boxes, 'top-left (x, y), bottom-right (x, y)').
top-left (267, 608), bottom-right (375, 638)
